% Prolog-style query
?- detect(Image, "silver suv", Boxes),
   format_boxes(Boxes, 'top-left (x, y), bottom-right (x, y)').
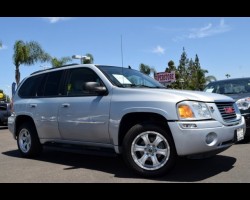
top-left (8, 64), bottom-right (246, 177)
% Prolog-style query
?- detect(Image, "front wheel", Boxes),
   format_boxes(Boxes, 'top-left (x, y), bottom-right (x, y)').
top-left (17, 122), bottom-right (42, 158)
top-left (122, 123), bottom-right (177, 177)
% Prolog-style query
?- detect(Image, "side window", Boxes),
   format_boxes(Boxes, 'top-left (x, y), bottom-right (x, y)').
top-left (18, 74), bottom-right (45, 98)
top-left (44, 70), bottom-right (63, 97)
top-left (66, 68), bottom-right (103, 96)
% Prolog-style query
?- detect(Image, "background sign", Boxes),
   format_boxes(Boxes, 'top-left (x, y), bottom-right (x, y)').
top-left (154, 71), bottom-right (176, 83)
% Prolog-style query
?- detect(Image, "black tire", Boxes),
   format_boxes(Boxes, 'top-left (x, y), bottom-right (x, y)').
top-left (17, 122), bottom-right (42, 158)
top-left (122, 123), bottom-right (177, 177)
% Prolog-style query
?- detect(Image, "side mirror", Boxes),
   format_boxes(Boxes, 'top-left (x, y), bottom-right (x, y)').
top-left (83, 82), bottom-right (107, 95)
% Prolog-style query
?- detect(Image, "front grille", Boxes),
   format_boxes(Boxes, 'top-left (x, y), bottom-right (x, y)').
top-left (215, 102), bottom-right (237, 122)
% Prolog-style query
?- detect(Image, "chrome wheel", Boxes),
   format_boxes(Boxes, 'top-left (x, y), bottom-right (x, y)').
top-left (131, 131), bottom-right (170, 171)
top-left (18, 129), bottom-right (31, 153)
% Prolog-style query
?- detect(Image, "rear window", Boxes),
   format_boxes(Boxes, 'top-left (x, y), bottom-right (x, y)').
top-left (18, 70), bottom-right (64, 98)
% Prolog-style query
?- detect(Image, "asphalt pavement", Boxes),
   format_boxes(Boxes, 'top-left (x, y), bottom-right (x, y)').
top-left (0, 126), bottom-right (250, 183)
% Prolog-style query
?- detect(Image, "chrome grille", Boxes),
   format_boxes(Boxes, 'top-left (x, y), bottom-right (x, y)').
top-left (215, 102), bottom-right (237, 122)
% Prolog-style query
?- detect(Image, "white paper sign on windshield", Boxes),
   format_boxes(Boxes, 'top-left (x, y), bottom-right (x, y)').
top-left (113, 74), bottom-right (132, 84)
top-left (205, 88), bottom-right (214, 93)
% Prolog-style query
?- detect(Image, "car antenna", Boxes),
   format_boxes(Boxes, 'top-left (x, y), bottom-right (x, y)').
top-left (121, 34), bottom-right (124, 84)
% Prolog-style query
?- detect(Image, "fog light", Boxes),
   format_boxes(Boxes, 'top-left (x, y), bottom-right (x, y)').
top-left (181, 124), bottom-right (197, 129)
top-left (206, 132), bottom-right (217, 145)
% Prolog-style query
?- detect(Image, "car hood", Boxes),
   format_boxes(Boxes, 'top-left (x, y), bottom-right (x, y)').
top-left (115, 88), bottom-right (234, 103)
top-left (160, 89), bottom-right (234, 102)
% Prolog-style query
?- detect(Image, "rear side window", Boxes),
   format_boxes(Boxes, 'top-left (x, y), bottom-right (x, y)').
top-left (43, 70), bottom-right (63, 97)
top-left (18, 70), bottom-right (64, 98)
top-left (18, 74), bottom-right (45, 98)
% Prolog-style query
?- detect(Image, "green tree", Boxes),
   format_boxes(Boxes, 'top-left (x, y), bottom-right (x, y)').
top-left (0, 41), bottom-right (2, 48)
top-left (51, 56), bottom-right (72, 67)
top-left (173, 51), bottom-right (217, 90)
top-left (177, 48), bottom-right (189, 89)
top-left (165, 60), bottom-right (179, 89)
top-left (165, 60), bottom-right (176, 72)
top-left (139, 63), bottom-right (151, 75)
top-left (13, 40), bottom-right (51, 85)
top-left (225, 74), bottom-right (231, 78)
top-left (83, 53), bottom-right (94, 64)
top-left (188, 54), bottom-right (207, 90)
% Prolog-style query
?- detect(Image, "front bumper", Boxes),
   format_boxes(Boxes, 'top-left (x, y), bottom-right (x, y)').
top-left (168, 116), bottom-right (246, 156)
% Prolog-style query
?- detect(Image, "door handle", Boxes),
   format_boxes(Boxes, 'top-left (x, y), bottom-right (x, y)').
top-left (62, 103), bottom-right (70, 108)
top-left (30, 104), bottom-right (37, 108)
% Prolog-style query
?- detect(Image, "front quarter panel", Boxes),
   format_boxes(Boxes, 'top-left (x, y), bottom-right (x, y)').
top-left (108, 88), bottom-right (178, 146)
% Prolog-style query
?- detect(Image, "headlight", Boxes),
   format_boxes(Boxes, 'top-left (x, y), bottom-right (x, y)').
top-left (236, 97), bottom-right (250, 110)
top-left (177, 101), bottom-right (212, 120)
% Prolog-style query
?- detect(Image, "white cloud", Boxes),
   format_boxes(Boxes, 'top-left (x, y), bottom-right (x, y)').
top-left (152, 45), bottom-right (165, 55)
top-left (173, 18), bottom-right (231, 42)
top-left (188, 18), bottom-right (231, 39)
top-left (41, 17), bottom-right (71, 23)
top-left (0, 45), bottom-right (7, 50)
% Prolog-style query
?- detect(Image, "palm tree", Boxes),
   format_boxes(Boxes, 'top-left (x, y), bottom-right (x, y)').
top-left (13, 40), bottom-right (51, 85)
top-left (83, 53), bottom-right (94, 64)
top-left (51, 56), bottom-right (72, 67)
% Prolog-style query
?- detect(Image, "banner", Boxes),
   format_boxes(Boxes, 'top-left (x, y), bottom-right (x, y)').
top-left (154, 71), bottom-right (176, 83)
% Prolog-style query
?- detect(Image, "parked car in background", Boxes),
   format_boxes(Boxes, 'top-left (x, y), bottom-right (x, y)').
top-left (204, 77), bottom-right (250, 141)
top-left (8, 64), bottom-right (246, 177)
top-left (0, 102), bottom-right (11, 126)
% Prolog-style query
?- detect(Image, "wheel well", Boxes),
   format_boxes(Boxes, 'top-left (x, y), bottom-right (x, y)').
top-left (118, 112), bottom-right (172, 146)
top-left (15, 115), bottom-right (35, 137)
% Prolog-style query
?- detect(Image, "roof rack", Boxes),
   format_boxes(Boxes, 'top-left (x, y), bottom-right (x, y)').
top-left (30, 63), bottom-right (79, 75)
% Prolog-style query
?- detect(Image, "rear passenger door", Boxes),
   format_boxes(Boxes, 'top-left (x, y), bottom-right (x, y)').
top-left (58, 67), bottom-right (111, 144)
top-left (24, 70), bottom-right (65, 140)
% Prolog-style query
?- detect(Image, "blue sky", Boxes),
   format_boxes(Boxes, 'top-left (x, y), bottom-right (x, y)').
top-left (1, 17), bottom-right (250, 96)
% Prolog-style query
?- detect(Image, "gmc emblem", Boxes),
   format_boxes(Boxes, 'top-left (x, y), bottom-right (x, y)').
top-left (224, 107), bottom-right (234, 114)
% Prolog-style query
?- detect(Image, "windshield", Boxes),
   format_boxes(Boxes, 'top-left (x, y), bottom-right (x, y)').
top-left (204, 78), bottom-right (250, 94)
top-left (97, 65), bottom-right (165, 88)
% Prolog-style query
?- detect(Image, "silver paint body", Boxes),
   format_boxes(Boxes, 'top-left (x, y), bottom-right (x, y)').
top-left (8, 64), bottom-right (246, 156)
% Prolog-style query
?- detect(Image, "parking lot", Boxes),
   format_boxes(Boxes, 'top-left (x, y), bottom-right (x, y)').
top-left (0, 126), bottom-right (250, 183)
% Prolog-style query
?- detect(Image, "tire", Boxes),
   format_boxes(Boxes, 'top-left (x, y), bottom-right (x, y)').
top-left (122, 123), bottom-right (177, 177)
top-left (17, 122), bottom-right (42, 158)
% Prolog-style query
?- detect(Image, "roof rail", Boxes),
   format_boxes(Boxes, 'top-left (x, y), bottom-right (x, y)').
top-left (30, 63), bottom-right (79, 75)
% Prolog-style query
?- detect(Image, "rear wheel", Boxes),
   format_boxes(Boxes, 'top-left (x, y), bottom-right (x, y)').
top-left (17, 122), bottom-right (42, 158)
top-left (122, 123), bottom-right (176, 177)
